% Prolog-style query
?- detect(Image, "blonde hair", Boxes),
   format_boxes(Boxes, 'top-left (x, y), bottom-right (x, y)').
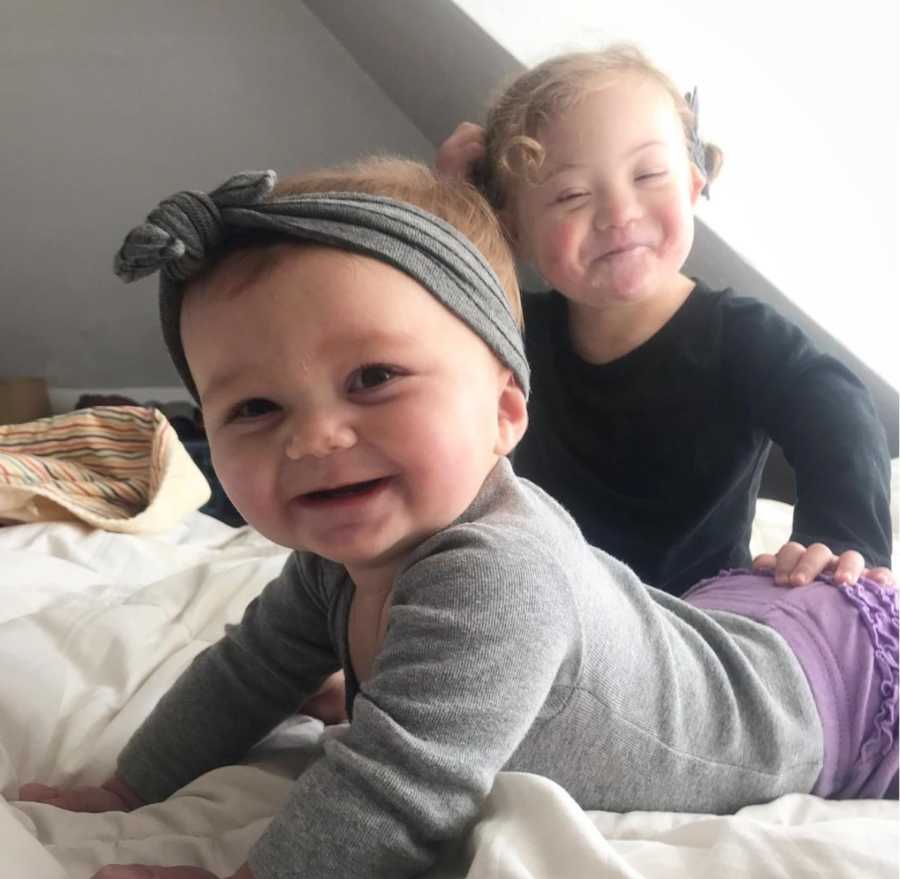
top-left (274, 156), bottom-right (522, 326)
top-left (481, 43), bottom-right (724, 212)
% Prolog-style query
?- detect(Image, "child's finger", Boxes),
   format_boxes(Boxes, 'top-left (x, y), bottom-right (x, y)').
top-left (435, 145), bottom-right (484, 179)
top-left (435, 122), bottom-right (486, 179)
top-left (22, 784), bottom-right (130, 813)
top-left (92, 867), bottom-right (155, 879)
top-left (751, 553), bottom-right (777, 572)
top-left (461, 139), bottom-right (487, 159)
top-left (446, 121), bottom-right (484, 145)
top-left (17, 782), bottom-right (59, 802)
top-left (92, 867), bottom-right (220, 879)
top-left (862, 566), bottom-right (896, 588)
top-left (785, 543), bottom-right (839, 586)
top-left (829, 550), bottom-right (866, 586)
top-left (771, 541), bottom-right (806, 585)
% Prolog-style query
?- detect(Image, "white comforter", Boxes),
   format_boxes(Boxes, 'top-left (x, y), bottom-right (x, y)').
top-left (1, 512), bottom-right (897, 879)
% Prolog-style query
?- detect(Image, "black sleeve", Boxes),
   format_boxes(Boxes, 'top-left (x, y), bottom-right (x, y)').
top-left (721, 293), bottom-right (892, 568)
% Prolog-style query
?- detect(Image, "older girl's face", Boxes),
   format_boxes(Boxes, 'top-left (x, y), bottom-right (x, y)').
top-left (510, 74), bottom-right (705, 310)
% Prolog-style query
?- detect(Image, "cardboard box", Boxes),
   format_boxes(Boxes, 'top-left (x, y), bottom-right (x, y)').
top-left (0, 377), bottom-right (51, 425)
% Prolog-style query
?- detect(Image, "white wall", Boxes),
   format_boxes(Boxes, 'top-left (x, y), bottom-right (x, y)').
top-left (0, 0), bottom-right (433, 390)
top-left (453, 0), bottom-right (899, 387)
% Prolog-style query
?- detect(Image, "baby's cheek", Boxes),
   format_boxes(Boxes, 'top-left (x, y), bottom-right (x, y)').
top-left (212, 450), bottom-right (263, 520)
top-left (422, 418), bottom-right (495, 498)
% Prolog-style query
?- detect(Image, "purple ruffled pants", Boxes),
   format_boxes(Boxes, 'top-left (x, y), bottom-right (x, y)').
top-left (684, 569), bottom-right (898, 799)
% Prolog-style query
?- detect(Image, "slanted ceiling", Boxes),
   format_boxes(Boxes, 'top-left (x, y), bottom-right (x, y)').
top-left (302, 0), bottom-right (520, 144)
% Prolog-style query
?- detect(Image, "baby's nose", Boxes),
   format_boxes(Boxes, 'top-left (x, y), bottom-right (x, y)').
top-left (284, 411), bottom-right (357, 460)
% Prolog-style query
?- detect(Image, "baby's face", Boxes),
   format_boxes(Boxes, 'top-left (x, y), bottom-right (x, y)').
top-left (181, 244), bottom-right (524, 578)
top-left (510, 73), bottom-right (704, 310)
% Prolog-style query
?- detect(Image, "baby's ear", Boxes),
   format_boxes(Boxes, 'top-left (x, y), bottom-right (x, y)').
top-left (494, 370), bottom-right (528, 456)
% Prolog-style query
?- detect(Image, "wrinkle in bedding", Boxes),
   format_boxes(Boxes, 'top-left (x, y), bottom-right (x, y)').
top-left (0, 515), bottom-right (896, 878)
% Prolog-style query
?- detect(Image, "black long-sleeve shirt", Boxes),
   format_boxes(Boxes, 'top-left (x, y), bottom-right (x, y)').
top-left (514, 282), bottom-right (892, 595)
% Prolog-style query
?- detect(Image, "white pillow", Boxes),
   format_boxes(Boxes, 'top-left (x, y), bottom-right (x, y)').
top-left (749, 498), bottom-right (793, 559)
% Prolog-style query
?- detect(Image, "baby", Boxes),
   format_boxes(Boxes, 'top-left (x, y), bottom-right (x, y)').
top-left (21, 158), bottom-right (897, 879)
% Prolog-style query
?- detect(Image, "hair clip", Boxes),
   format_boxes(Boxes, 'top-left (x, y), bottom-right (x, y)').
top-left (685, 87), bottom-right (710, 198)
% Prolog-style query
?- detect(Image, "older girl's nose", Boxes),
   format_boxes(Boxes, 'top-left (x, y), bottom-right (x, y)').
top-left (593, 186), bottom-right (641, 230)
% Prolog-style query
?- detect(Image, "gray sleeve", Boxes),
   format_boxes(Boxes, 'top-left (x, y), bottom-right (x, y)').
top-left (248, 525), bottom-right (577, 879)
top-left (116, 552), bottom-right (343, 804)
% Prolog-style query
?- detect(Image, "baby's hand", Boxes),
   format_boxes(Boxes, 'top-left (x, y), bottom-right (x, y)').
top-left (435, 121), bottom-right (486, 181)
top-left (18, 776), bottom-right (143, 813)
top-left (92, 864), bottom-right (253, 879)
top-left (753, 541), bottom-right (895, 588)
top-left (92, 867), bottom-right (220, 879)
top-left (298, 670), bottom-right (348, 725)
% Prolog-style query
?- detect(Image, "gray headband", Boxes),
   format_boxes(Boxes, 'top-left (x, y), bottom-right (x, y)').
top-left (113, 170), bottom-right (529, 401)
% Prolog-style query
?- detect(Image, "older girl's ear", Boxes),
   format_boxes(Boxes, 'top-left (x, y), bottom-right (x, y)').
top-left (689, 162), bottom-right (707, 206)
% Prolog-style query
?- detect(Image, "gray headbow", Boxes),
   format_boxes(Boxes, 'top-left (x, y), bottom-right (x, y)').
top-left (113, 170), bottom-right (529, 402)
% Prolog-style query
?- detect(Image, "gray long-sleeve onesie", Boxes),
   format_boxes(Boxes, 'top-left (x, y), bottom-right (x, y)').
top-left (117, 458), bottom-right (822, 879)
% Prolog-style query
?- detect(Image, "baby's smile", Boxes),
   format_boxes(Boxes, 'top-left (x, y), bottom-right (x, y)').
top-left (295, 476), bottom-right (392, 507)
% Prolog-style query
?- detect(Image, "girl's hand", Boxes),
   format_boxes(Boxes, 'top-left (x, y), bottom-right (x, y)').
top-left (435, 122), bottom-right (486, 181)
top-left (753, 541), bottom-right (895, 588)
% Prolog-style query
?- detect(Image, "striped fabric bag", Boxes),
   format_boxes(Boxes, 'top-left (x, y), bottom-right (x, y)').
top-left (0, 405), bottom-right (210, 532)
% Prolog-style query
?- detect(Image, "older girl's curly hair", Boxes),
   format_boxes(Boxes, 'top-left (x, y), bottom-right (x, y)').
top-left (480, 43), bottom-right (723, 216)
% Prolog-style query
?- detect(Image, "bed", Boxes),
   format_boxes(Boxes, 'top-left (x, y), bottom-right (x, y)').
top-left (1, 410), bottom-right (897, 878)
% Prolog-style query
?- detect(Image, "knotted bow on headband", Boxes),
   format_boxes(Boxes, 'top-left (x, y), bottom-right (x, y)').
top-left (113, 170), bottom-right (530, 402)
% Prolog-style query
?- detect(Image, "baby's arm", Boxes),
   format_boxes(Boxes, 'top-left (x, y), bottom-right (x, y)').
top-left (19, 667), bottom-right (351, 812)
top-left (115, 553), bottom-right (340, 804)
top-left (20, 553), bottom-right (339, 811)
top-left (63, 528), bottom-right (570, 878)
top-left (242, 530), bottom-right (573, 878)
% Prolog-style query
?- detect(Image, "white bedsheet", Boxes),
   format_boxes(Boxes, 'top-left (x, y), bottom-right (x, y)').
top-left (1, 513), bottom-right (897, 879)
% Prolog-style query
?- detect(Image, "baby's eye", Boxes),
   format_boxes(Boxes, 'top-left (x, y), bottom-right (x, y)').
top-left (636, 170), bottom-right (667, 182)
top-left (227, 398), bottom-right (279, 421)
top-left (347, 364), bottom-right (400, 393)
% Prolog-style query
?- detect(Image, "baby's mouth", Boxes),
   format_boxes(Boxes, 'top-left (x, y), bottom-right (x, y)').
top-left (301, 477), bottom-right (389, 503)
